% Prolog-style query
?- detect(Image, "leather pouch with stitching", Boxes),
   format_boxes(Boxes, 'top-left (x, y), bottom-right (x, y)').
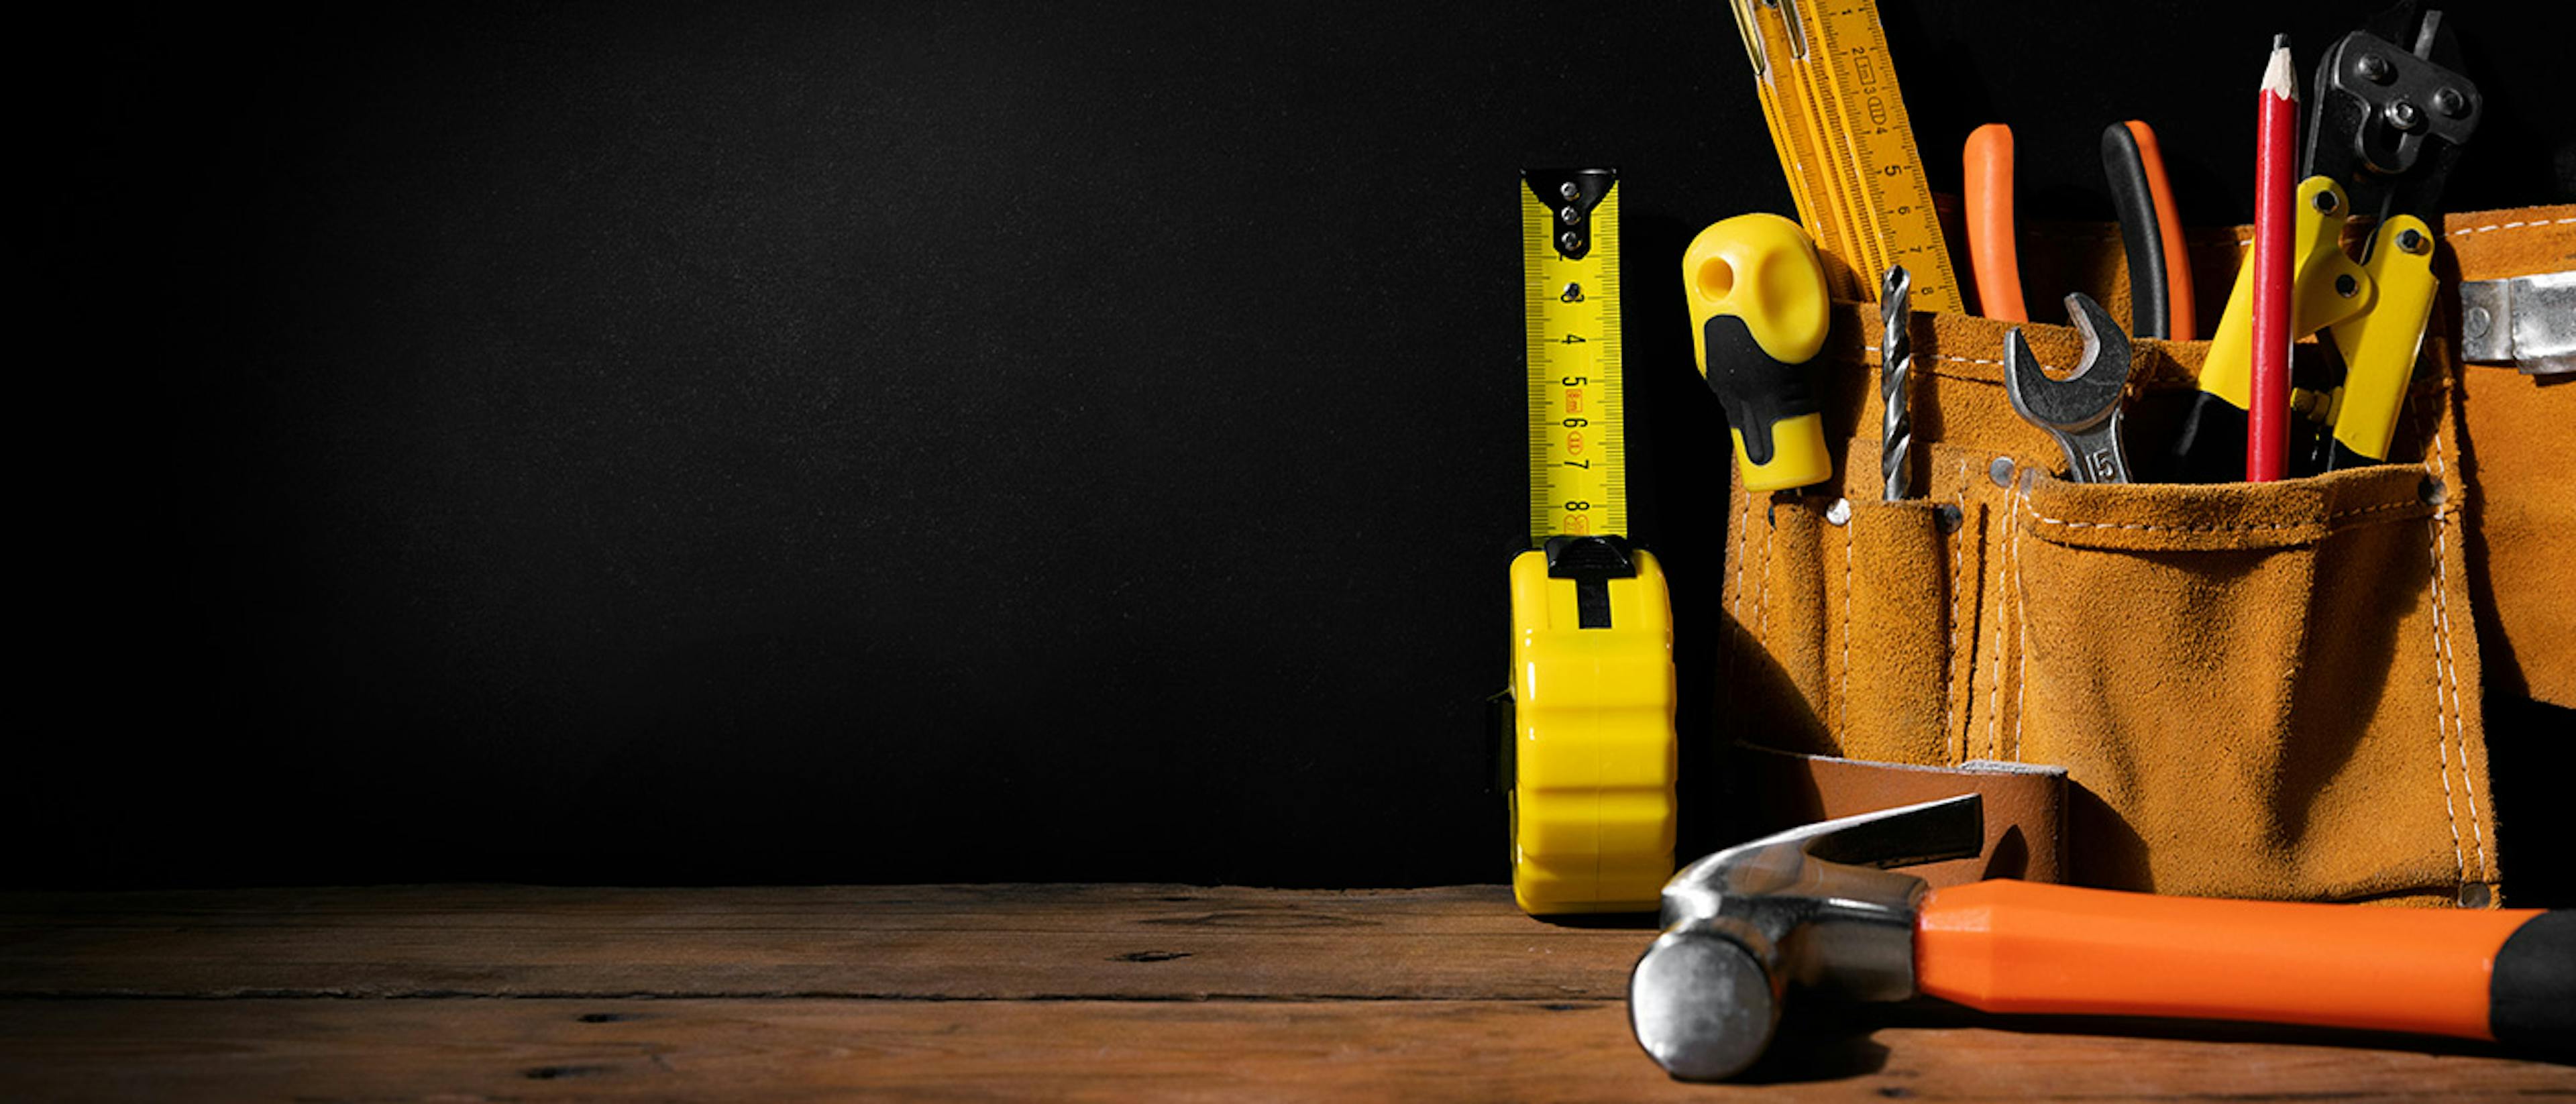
top-left (1717, 203), bottom-right (2571, 906)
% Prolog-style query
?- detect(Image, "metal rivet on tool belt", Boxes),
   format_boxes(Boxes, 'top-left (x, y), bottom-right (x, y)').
top-left (2419, 476), bottom-right (2448, 506)
top-left (2397, 228), bottom-right (2429, 254)
top-left (2355, 52), bottom-right (2392, 83)
top-left (1935, 504), bottom-right (1964, 533)
top-left (2458, 883), bottom-right (2491, 909)
top-left (2383, 99), bottom-right (2424, 132)
top-left (1825, 498), bottom-right (1851, 527)
top-left (1988, 457), bottom-right (2015, 488)
top-left (2464, 306), bottom-right (2493, 341)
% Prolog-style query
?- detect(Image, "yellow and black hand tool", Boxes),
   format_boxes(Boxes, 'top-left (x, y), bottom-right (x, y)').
top-left (2310, 215), bottom-right (2438, 470)
top-left (2167, 177), bottom-right (2372, 484)
top-left (1502, 168), bottom-right (1678, 916)
top-left (2173, 7), bottom-right (2480, 482)
top-left (2295, 5), bottom-right (2479, 473)
top-left (1686, 213), bottom-right (1834, 493)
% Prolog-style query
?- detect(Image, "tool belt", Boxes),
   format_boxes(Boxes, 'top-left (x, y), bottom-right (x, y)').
top-left (1722, 203), bottom-right (2572, 907)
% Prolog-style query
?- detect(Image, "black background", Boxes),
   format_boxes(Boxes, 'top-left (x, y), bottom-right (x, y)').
top-left (28, 2), bottom-right (2572, 890)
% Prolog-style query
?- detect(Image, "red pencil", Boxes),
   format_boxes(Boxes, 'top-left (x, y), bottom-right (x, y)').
top-left (2249, 36), bottom-right (2296, 483)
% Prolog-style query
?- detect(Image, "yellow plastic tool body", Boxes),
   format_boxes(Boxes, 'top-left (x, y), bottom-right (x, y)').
top-left (1686, 213), bottom-right (1834, 492)
top-left (2325, 216), bottom-right (2438, 461)
top-left (2200, 177), bottom-right (2372, 410)
top-left (1510, 169), bottom-right (1677, 916)
top-left (1507, 544), bottom-right (1677, 914)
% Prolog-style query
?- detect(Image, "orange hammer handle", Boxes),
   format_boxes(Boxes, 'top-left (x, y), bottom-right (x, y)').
top-left (1917, 881), bottom-right (2548, 1040)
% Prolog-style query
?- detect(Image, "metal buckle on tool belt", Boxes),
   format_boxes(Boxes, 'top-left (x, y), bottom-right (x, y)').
top-left (2460, 272), bottom-right (2576, 376)
top-left (2305, 2), bottom-right (2479, 226)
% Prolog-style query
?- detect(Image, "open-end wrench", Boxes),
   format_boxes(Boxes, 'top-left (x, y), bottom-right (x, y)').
top-left (2004, 292), bottom-right (2133, 484)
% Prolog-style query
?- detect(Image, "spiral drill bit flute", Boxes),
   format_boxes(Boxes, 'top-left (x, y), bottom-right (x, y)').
top-left (1880, 266), bottom-right (1914, 500)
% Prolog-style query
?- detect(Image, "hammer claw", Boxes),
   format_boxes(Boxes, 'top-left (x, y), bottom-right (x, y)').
top-left (1634, 795), bottom-right (1988, 1081)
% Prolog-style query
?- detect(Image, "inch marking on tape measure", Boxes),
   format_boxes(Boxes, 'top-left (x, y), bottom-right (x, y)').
top-left (1523, 169), bottom-right (1626, 543)
top-left (1729, 0), bottom-right (1962, 313)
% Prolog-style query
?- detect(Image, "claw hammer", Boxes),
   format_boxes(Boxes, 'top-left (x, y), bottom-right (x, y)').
top-left (1629, 795), bottom-right (2573, 1081)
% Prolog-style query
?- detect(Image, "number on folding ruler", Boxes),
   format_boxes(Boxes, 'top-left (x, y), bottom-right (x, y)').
top-left (1729, 0), bottom-right (1961, 313)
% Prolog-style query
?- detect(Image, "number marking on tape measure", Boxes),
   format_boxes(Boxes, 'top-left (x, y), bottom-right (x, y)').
top-left (1523, 170), bottom-right (1625, 543)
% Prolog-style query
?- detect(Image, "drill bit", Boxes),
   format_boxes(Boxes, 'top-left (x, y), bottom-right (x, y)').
top-left (1880, 265), bottom-right (1914, 500)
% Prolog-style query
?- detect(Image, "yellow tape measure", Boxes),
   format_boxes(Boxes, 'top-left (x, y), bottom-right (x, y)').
top-left (1507, 168), bottom-right (1676, 916)
top-left (1522, 170), bottom-right (1627, 541)
top-left (1729, 0), bottom-right (1962, 313)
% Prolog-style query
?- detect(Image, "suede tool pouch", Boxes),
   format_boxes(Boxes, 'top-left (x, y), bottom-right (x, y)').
top-left (1717, 203), bottom-right (2573, 907)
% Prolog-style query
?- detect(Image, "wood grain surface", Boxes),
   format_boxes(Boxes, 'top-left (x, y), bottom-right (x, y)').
top-left (1, 885), bottom-right (2568, 1101)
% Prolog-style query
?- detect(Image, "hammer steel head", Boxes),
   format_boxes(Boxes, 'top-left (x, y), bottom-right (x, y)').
top-left (1630, 930), bottom-right (1778, 1081)
top-left (2004, 292), bottom-right (2132, 433)
top-left (1628, 795), bottom-right (1985, 1081)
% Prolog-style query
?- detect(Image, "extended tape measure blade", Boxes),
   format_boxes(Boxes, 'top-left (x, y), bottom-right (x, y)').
top-left (1521, 170), bottom-right (1625, 543)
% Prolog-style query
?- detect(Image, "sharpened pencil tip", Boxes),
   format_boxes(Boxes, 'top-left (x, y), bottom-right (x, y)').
top-left (2261, 37), bottom-right (2297, 99)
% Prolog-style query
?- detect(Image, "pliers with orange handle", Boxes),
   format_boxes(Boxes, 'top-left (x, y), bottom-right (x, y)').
top-left (1964, 121), bottom-right (2196, 339)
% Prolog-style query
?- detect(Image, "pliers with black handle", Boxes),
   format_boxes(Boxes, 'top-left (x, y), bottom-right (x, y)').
top-left (1964, 121), bottom-right (2193, 339)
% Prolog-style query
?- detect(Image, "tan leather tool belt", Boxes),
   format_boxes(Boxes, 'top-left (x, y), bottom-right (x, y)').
top-left (1725, 204), bottom-right (2572, 907)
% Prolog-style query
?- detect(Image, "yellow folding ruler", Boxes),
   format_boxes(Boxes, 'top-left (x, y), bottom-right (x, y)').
top-left (1727, 0), bottom-right (1962, 313)
top-left (1504, 168), bottom-right (1677, 916)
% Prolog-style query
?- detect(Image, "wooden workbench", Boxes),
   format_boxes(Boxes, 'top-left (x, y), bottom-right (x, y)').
top-left (1, 885), bottom-right (2566, 1101)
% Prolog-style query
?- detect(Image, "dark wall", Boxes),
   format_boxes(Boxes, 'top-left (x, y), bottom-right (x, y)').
top-left (30, 2), bottom-right (2571, 888)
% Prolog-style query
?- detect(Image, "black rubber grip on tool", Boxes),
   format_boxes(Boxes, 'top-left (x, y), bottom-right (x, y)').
top-left (2490, 909), bottom-right (2575, 1054)
top-left (2165, 390), bottom-right (2247, 484)
top-left (2101, 123), bottom-right (2169, 340)
top-left (1701, 315), bottom-right (1819, 468)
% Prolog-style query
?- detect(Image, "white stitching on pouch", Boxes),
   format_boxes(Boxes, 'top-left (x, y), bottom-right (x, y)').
top-left (2021, 498), bottom-right (2420, 534)
top-left (2445, 216), bottom-right (2576, 237)
top-left (2420, 410), bottom-right (2488, 882)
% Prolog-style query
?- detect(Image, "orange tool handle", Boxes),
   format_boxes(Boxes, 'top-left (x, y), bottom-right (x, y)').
top-left (1961, 123), bottom-right (2022, 321)
top-left (2123, 121), bottom-right (2195, 338)
top-left (1917, 881), bottom-right (2552, 1040)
